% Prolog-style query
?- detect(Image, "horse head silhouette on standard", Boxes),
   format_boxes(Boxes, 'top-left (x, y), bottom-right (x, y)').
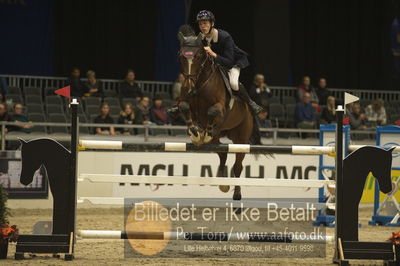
top-left (177, 25), bottom-right (261, 200)
top-left (19, 138), bottom-right (72, 235)
top-left (341, 146), bottom-right (395, 241)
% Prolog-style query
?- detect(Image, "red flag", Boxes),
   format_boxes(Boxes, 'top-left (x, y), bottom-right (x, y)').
top-left (55, 85), bottom-right (70, 98)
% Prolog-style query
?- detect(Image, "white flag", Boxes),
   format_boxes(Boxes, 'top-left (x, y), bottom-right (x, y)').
top-left (344, 92), bottom-right (359, 106)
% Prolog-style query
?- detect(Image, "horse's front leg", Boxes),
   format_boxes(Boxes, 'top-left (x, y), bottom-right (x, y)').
top-left (204, 103), bottom-right (224, 144)
top-left (178, 101), bottom-right (202, 145)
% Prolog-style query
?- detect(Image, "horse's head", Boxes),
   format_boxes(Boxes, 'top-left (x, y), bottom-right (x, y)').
top-left (177, 27), bottom-right (208, 92)
top-left (19, 139), bottom-right (42, 186)
top-left (371, 147), bottom-right (396, 194)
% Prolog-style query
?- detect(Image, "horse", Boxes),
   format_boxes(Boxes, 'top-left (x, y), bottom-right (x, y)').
top-left (19, 138), bottom-right (72, 235)
top-left (341, 146), bottom-right (395, 241)
top-left (177, 26), bottom-right (261, 200)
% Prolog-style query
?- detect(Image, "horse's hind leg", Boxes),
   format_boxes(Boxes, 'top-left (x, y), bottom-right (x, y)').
top-left (233, 152), bottom-right (245, 200)
top-left (178, 101), bottom-right (201, 145)
top-left (217, 151), bottom-right (229, 192)
top-left (230, 107), bottom-right (253, 201)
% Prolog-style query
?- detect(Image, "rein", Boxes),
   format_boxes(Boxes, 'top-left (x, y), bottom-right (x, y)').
top-left (181, 51), bottom-right (215, 96)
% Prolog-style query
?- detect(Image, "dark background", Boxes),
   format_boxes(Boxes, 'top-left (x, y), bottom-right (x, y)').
top-left (0, 0), bottom-right (399, 90)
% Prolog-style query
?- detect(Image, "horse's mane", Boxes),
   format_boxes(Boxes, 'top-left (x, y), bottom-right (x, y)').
top-left (178, 24), bottom-right (195, 37)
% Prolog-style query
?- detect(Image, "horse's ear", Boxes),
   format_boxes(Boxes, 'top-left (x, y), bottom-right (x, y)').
top-left (18, 138), bottom-right (27, 147)
top-left (177, 32), bottom-right (186, 45)
top-left (18, 138), bottom-right (27, 145)
top-left (196, 33), bottom-right (203, 46)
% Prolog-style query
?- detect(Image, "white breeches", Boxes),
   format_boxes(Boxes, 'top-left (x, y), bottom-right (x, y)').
top-left (228, 66), bottom-right (240, 91)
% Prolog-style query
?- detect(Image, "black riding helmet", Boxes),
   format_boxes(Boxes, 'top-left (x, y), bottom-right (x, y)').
top-left (196, 10), bottom-right (215, 23)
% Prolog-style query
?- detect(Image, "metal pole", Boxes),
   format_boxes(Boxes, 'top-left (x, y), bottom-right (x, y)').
top-left (1, 123), bottom-right (5, 151)
top-left (144, 126), bottom-right (149, 142)
top-left (69, 98), bottom-right (79, 256)
top-left (334, 105), bottom-right (344, 262)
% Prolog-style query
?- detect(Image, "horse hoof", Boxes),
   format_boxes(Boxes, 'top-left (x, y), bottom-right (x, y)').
top-left (190, 135), bottom-right (202, 146)
top-left (203, 133), bottom-right (213, 144)
top-left (188, 127), bottom-right (198, 137)
top-left (233, 186), bottom-right (241, 200)
top-left (189, 128), bottom-right (202, 145)
top-left (219, 185), bottom-right (230, 193)
top-left (233, 193), bottom-right (242, 201)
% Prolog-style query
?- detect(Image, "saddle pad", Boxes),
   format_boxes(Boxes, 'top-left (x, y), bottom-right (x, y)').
top-left (217, 65), bottom-right (233, 99)
top-left (216, 65), bottom-right (235, 109)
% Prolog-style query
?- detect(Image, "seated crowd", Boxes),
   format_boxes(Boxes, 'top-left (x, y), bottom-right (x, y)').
top-left (92, 96), bottom-right (179, 136)
top-left (0, 102), bottom-right (33, 134)
top-left (0, 69), bottom-right (395, 138)
top-left (0, 68), bottom-right (187, 136)
top-left (249, 74), bottom-right (391, 131)
top-left (65, 67), bottom-right (184, 135)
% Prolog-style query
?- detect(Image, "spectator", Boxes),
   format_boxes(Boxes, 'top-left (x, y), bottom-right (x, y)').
top-left (84, 70), bottom-right (103, 97)
top-left (94, 103), bottom-right (116, 135)
top-left (295, 92), bottom-right (316, 129)
top-left (170, 113), bottom-right (185, 125)
top-left (349, 102), bottom-right (367, 130)
top-left (0, 103), bottom-right (9, 122)
top-left (0, 78), bottom-right (9, 102)
top-left (172, 73), bottom-right (185, 100)
top-left (66, 67), bottom-right (87, 97)
top-left (255, 109), bottom-right (268, 127)
top-left (0, 103), bottom-right (10, 133)
top-left (255, 110), bottom-right (272, 137)
top-left (249, 74), bottom-right (272, 109)
top-left (365, 99), bottom-right (387, 126)
top-left (315, 78), bottom-right (331, 105)
top-left (117, 103), bottom-right (143, 135)
top-left (320, 96), bottom-right (337, 124)
top-left (297, 76), bottom-right (320, 111)
top-left (169, 99), bottom-right (185, 125)
top-left (150, 97), bottom-right (170, 125)
top-left (137, 97), bottom-right (151, 124)
top-left (9, 103), bottom-right (33, 133)
top-left (119, 69), bottom-right (142, 100)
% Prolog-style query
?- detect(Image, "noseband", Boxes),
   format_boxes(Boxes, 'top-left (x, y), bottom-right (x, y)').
top-left (180, 50), bottom-right (214, 96)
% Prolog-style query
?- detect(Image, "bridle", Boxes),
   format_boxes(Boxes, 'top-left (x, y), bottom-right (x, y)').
top-left (179, 48), bottom-right (215, 96)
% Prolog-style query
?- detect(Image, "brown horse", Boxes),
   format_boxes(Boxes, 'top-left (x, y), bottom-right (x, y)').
top-left (177, 27), bottom-right (261, 200)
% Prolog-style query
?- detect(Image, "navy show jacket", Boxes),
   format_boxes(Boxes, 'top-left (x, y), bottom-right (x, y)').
top-left (204, 29), bottom-right (249, 69)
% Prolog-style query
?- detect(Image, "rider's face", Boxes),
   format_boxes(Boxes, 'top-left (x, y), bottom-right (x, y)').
top-left (199, 20), bottom-right (212, 35)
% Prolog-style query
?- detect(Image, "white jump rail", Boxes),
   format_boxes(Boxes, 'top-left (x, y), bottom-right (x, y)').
top-left (77, 230), bottom-right (334, 244)
top-left (78, 174), bottom-right (334, 188)
top-left (78, 140), bottom-right (336, 155)
top-left (79, 140), bottom-right (400, 154)
top-left (77, 196), bottom-right (335, 210)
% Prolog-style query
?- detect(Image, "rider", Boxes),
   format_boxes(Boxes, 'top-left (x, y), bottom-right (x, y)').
top-left (196, 10), bottom-right (263, 114)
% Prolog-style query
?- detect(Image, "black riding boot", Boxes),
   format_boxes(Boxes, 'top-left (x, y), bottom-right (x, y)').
top-left (233, 84), bottom-right (264, 114)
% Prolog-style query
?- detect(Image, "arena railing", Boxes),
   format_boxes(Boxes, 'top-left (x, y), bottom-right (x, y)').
top-left (1, 74), bottom-right (399, 102)
top-left (269, 86), bottom-right (400, 102)
top-left (0, 121), bottom-right (376, 151)
top-left (0, 74), bottom-right (173, 96)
